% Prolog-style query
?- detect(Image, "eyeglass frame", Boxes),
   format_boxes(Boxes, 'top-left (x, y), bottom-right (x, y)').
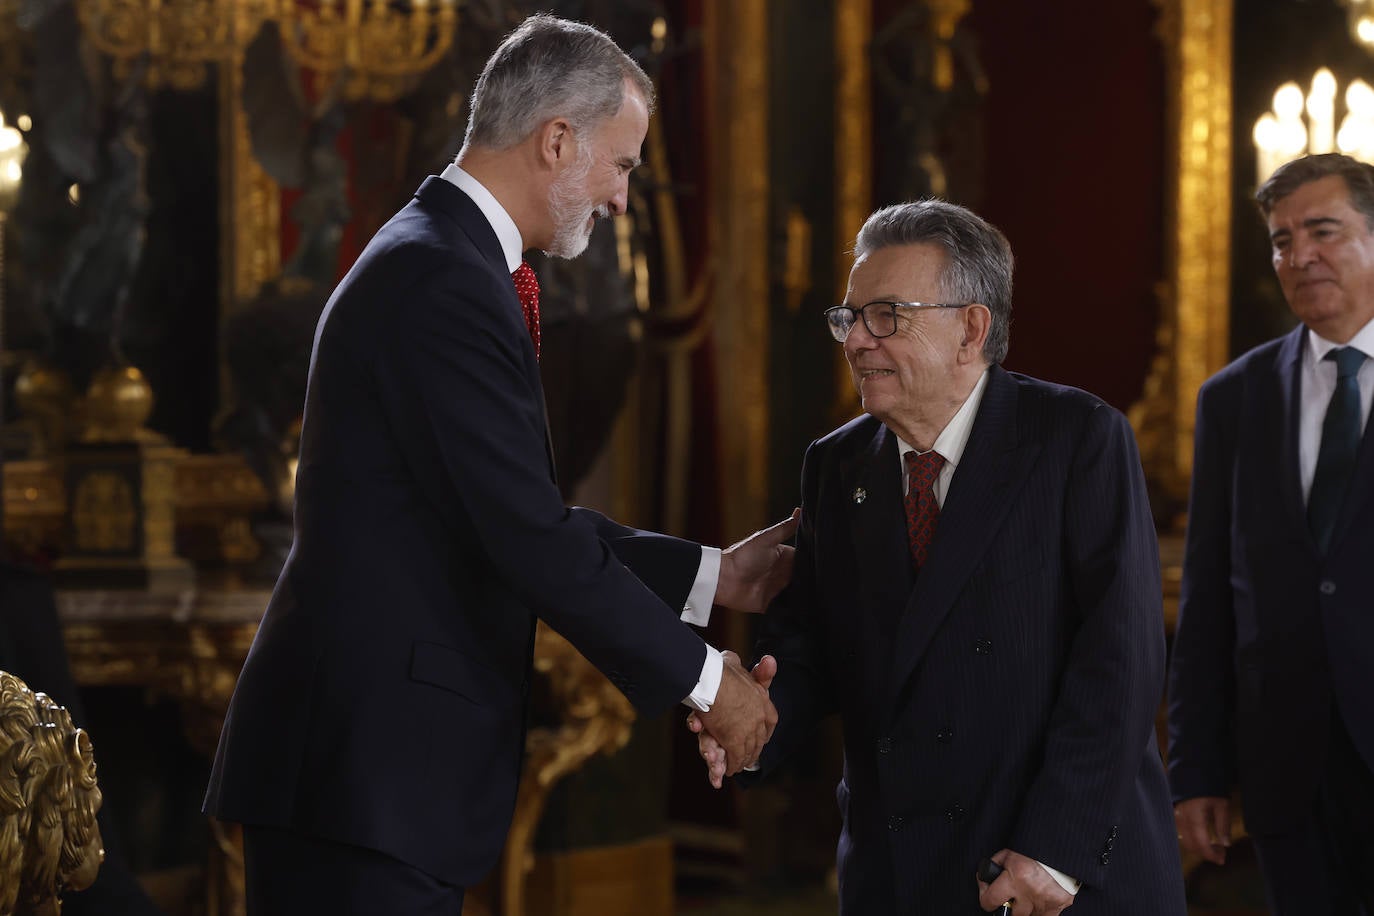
top-left (823, 300), bottom-right (970, 342)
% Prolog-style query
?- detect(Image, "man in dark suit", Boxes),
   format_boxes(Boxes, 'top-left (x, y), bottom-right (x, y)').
top-left (204, 15), bottom-right (795, 915)
top-left (1168, 153), bottom-right (1374, 915)
top-left (695, 200), bottom-right (1184, 914)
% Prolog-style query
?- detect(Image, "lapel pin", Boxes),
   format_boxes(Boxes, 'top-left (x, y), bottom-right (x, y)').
top-left (852, 487), bottom-right (867, 504)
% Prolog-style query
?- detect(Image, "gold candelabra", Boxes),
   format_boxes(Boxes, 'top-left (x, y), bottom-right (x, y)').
top-left (74, 0), bottom-right (457, 100)
top-left (275, 0), bottom-right (458, 101)
top-left (76, 0), bottom-right (274, 91)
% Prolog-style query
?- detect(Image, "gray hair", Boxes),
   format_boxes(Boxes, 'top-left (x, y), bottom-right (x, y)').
top-left (464, 14), bottom-right (656, 151)
top-left (854, 200), bottom-right (1014, 364)
top-left (1256, 152), bottom-right (1374, 228)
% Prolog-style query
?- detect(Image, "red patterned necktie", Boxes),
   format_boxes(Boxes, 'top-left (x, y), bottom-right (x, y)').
top-left (904, 450), bottom-right (945, 570)
top-left (511, 260), bottom-right (541, 360)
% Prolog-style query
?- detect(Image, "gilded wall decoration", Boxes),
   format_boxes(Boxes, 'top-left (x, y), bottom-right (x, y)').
top-left (1131, 0), bottom-right (1232, 518)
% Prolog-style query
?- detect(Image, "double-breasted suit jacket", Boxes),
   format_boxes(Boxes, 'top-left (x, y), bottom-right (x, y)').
top-left (205, 176), bottom-right (709, 886)
top-left (753, 366), bottom-right (1185, 914)
top-left (1168, 325), bottom-right (1374, 836)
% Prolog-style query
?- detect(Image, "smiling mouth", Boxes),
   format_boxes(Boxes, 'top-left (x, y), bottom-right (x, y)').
top-left (859, 369), bottom-right (894, 380)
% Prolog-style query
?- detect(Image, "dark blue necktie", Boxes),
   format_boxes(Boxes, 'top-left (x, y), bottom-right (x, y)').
top-left (1308, 346), bottom-right (1368, 553)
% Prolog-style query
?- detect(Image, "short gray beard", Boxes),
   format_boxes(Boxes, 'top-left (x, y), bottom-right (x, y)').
top-left (544, 145), bottom-right (599, 259)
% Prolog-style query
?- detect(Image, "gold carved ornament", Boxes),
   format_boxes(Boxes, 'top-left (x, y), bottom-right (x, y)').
top-left (0, 671), bottom-right (105, 916)
top-left (500, 623), bottom-right (637, 916)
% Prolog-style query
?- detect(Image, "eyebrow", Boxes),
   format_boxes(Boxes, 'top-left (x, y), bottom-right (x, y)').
top-left (1271, 216), bottom-right (1342, 242)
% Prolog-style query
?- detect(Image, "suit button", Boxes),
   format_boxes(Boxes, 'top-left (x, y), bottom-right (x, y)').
top-left (945, 804), bottom-right (965, 821)
top-left (1320, 580), bottom-right (1337, 595)
top-left (877, 737), bottom-right (892, 754)
top-left (974, 639), bottom-right (992, 655)
top-left (936, 728), bottom-right (954, 743)
top-left (1099, 852), bottom-right (1111, 865)
top-left (887, 815), bottom-right (904, 831)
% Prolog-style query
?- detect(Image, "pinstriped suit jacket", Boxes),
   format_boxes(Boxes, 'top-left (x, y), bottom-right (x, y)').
top-left (753, 365), bottom-right (1185, 914)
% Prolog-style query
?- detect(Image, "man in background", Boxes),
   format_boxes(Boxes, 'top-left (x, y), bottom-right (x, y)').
top-left (697, 199), bottom-right (1183, 914)
top-left (1169, 152), bottom-right (1374, 914)
top-left (206, 15), bottom-right (795, 915)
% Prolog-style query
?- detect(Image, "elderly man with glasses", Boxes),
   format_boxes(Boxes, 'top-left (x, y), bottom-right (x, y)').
top-left (694, 199), bottom-right (1185, 915)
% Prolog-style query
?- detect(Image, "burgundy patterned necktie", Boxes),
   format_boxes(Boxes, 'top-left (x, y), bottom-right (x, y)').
top-left (904, 450), bottom-right (945, 569)
top-left (511, 260), bottom-right (541, 360)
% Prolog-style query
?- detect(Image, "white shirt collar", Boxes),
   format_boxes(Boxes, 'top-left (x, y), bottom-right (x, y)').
top-left (439, 163), bottom-right (524, 272)
top-left (1305, 314), bottom-right (1374, 367)
top-left (895, 367), bottom-right (991, 469)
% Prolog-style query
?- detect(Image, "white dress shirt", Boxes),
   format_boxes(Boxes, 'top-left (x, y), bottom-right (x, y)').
top-left (1298, 316), bottom-right (1374, 503)
top-left (895, 368), bottom-right (1079, 897)
top-left (439, 164), bottom-right (724, 709)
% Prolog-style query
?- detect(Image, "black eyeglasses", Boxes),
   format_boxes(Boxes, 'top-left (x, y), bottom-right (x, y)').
top-left (823, 300), bottom-right (968, 342)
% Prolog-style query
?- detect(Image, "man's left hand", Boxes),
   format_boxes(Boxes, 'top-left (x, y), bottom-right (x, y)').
top-left (976, 849), bottom-right (1074, 915)
top-left (714, 510), bottom-right (800, 612)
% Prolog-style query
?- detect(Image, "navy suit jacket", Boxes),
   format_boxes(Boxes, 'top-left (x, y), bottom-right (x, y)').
top-left (752, 366), bottom-right (1184, 914)
top-left (1168, 325), bottom-right (1374, 835)
top-left (204, 177), bottom-right (709, 885)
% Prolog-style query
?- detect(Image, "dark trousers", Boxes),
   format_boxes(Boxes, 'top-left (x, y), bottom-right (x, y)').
top-left (1252, 712), bottom-right (1374, 916)
top-left (244, 824), bottom-right (465, 916)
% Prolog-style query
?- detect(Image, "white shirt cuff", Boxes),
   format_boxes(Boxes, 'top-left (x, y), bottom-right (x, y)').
top-left (681, 546), bottom-right (721, 627)
top-left (1038, 861), bottom-right (1080, 895)
top-left (682, 643), bottom-right (723, 711)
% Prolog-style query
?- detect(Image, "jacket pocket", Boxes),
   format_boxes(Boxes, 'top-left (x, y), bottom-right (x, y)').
top-left (409, 640), bottom-right (508, 708)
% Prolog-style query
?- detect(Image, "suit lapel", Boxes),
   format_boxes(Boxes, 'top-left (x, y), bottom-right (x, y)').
top-left (414, 176), bottom-right (558, 483)
top-left (842, 423), bottom-right (914, 630)
top-left (884, 366), bottom-right (1041, 711)
top-left (1275, 327), bottom-right (1312, 549)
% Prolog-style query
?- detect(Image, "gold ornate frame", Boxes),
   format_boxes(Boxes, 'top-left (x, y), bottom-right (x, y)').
top-left (1131, 0), bottom-right (1233, 515)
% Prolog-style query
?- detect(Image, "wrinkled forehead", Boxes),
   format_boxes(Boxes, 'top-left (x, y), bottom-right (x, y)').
top-left (846, 243), bottom-right (948, 300)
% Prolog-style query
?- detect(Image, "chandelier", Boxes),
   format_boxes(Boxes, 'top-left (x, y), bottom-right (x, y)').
top-left (1252, 68), bottom-right (1374, 181)
top-left (74, 0), bottom-right (457, 99)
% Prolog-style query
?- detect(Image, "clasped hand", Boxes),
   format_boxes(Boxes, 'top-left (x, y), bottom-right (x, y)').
top-left (687, 653), bottom-right (777, 788)
top-left (976, 850), bottom-right (1075, 915)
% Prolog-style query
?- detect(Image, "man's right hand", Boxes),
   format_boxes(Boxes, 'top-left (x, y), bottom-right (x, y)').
top-left (694, 652), bottom-right (777, 778)
top-left (1174, 796), bottom-right (1231, 865)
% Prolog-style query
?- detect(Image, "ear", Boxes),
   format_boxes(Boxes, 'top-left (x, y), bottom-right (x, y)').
top-left (536, 117), bottom-right (573, 168)
top-left (958, 304), bottom-right (992, 363)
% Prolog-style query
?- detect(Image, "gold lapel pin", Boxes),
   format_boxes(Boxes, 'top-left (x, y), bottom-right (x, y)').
top-left (852, 487), bottom-right (867, 504)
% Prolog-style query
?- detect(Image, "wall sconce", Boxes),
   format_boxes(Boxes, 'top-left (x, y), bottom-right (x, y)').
top-left (1253, 68), bottom-right (1374, 181)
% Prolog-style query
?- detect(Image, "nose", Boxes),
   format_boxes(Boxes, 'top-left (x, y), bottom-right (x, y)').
top-left (1288, 235), bottom-right (1319, 268)
top-left (843, 317), bottom-right (878, 357)
top-left (608, 178), bottom-right (629, 216)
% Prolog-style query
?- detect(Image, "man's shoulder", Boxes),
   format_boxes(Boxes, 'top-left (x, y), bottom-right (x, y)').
top-left (1001, 370), bottom-right (1119, 422)
top-left (1198, 330), bottom-right (1296, 401)
top-left (813, 413), bottom-right (882, 451)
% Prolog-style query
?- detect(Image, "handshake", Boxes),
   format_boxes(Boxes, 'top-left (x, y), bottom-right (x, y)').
top-left (686, 651), bottom-right (778, 789)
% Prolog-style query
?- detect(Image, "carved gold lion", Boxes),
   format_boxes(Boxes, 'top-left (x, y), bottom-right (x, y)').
top-left (0, 671), bottom-right (104, 916)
